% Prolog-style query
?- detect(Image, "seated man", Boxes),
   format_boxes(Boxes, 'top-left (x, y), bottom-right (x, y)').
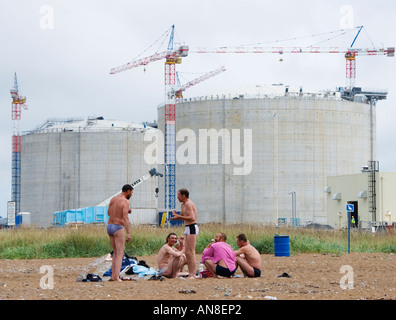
top-left (201, 233), bottom-right (237, 278)
top-left (157, 233), bottom-right (186, 278)
top-left (234, 233), bottom-right (262, 277)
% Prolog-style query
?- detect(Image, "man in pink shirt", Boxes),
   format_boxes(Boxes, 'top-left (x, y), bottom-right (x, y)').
top-left (201, 233), bottom-right (237, 278)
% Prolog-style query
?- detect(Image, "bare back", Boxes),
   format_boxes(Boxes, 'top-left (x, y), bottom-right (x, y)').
top-left (107, 195), bottom-right (129, 227)
top-left (237, 244), bottom-right (262, 270)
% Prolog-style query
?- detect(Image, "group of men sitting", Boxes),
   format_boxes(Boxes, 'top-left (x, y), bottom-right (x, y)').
top-left (157, 232), bottom-right (262, 278)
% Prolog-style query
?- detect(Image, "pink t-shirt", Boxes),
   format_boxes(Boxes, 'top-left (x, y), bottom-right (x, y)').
top-left (201, 241), bottom-right (237, 271)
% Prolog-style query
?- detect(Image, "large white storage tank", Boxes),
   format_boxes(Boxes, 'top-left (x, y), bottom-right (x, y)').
top-left (157, 85), bottom-right (375, 225)
top-left (21, 118), bottom-right (159, 227)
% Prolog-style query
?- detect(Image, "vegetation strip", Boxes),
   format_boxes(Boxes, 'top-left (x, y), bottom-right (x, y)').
top-left (0, 224), bottom-right (395, 259)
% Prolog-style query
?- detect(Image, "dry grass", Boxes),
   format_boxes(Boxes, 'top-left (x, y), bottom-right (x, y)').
top-left (0, 223), bottom-right (394, 259)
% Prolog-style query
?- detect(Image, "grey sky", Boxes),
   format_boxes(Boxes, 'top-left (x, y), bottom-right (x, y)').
top-left (0, 0), bottom-right (395, 217)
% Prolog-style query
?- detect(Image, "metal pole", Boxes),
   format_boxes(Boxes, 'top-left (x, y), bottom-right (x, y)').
top-left (348, 211), bottom-right (351, 254)
top-left (289, 191), bottom-right (296, 226)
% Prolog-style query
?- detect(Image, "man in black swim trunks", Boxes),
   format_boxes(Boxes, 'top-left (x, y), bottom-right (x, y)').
top-left (234, 233), bottom-right (262, 278)
top-left (170, 188), bottom-right (198, 279)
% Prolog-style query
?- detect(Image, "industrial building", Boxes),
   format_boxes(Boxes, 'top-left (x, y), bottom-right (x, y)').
top-left (326, 163), bottom-right (396, 229)
top-left (20, 117), bottom-right (159, 227)
top-left (10, 25), bottom-right (394, 228)
top-left (158, 85), bottom-right (377, 225)
top-left (19, 85), bottom-right (387, 228)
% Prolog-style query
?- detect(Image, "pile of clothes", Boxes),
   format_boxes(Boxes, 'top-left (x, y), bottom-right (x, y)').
top-left (103, 252), bottom-right (157, 278)
top-left (82, 273), bottom-right (102, 282)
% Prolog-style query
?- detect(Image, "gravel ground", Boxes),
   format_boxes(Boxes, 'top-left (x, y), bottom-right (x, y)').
top-left (0, 252), bottom-right (394, 301)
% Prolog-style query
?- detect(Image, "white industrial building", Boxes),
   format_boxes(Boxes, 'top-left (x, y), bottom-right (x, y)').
top-left (157, 85), bottom-right (377, 225)
top-left (20, 85), bottom-right (388, 227)
top-left (21, 117), bottom-right (159, 227)
top-left (326, 165), bottom-right (396, 229)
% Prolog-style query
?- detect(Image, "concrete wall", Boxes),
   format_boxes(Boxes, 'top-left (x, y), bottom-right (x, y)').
top-left (158, 96), bottom-right (374, 225)
top-left (21, 129), bottom-right (158, 227)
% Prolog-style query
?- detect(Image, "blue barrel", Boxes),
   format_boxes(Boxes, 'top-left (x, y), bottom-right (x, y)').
top-left (274, 235), bottom-right (290, 257)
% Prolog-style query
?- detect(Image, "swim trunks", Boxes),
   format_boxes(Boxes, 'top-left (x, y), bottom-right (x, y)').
top-left (184, 223), bottom-right (199, 235)
top-left (216, 265), bottom-right (236, 278)
top-left (107, 224), bottom-right (124, 236)
top-left (158, 267), bottom-right (166, 276)
top-left (251, 267), bottom-right (261, 278)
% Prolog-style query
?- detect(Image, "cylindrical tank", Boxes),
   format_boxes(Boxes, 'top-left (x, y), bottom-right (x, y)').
top-left (158, 89), bottom-right (375, 225)
top-left (21, 118), bottom-right (159, 227)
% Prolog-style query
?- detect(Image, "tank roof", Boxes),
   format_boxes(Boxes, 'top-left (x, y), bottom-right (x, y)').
top-left (180, 84), bottom-right (343, 101)
top-left (25, 117), bottom-right (156, 134)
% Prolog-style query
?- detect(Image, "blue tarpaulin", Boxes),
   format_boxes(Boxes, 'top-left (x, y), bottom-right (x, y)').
top-left (53, 206), bottom-right (109, 226)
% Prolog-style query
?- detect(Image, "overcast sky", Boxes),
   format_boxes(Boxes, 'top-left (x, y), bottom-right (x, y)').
top-left (0, 0), bottom-right (395, 218)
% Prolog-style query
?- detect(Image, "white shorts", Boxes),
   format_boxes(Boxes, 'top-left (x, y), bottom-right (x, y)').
top-left (184, 223), bottom-right (199, 236)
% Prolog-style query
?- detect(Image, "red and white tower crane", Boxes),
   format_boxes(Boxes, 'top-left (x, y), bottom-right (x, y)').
top-left (191, 46), bottom-right (394, 91)
top-left (190, 26), bottom-right (394, 92)
top-left (110, 26), bottom-right (190, 215)
top-left (10, 73), bottom-right (28, 224)
top-left (110, 26), bottom-right (226, 216)
top-left (175, 65), bottom-right (226, 103)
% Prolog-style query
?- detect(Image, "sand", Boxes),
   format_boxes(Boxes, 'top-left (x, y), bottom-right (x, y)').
top-left (0, 252), bottom-right (394, 301)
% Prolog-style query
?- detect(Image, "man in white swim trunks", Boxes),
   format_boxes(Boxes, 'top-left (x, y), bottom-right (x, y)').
top-left (170, 188), bottom-right (198, 279)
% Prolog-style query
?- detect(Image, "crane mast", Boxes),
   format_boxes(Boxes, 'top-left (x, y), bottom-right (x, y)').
top-left (164, 43), bottom-right (178, 213)
top-left (110, 25), bottom-right (189, 215)
top-left (10, 73), bottom-right (28, 225)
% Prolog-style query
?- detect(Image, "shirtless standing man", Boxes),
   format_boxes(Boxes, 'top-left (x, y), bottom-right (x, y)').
top-left (157, 233), bottom-right (186, 278)
top-left (235, 233), bottom-right (262, 278)
top-left (170, 188), bottom-right (198, 278)
top-left (107, 184), bottom-right (133, 282)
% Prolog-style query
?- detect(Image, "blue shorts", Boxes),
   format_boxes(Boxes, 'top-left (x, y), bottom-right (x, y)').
top-left (107, 224), bottom-right (123, 236)
top-left (158, 267), bottom-right (166, 276)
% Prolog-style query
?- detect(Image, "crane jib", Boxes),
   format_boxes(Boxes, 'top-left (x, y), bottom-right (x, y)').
top-left (131, 178), bottom-right (143, 188)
